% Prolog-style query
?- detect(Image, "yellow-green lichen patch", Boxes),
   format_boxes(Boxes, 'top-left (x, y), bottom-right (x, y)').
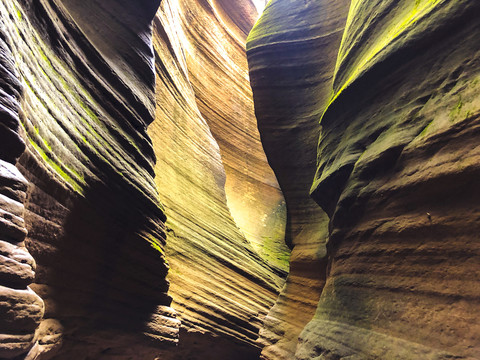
top-left (21, 77), bottom-right (86, 193)
top-left (8, 0), bottom-right (160, 207)
top-left (141, 232), bottom-right (166, 258)
top-left (330, 0), bottom-right (444, 112)
top-left (23, 38), bottom-right (118, 159)
top-left (11, 2), bottom-right (22, 20)
top-left (33, 40), bottom-right (143, 156)
top-left (261, 234), bottom-right (290, 270)
top-left (28, 139), bottom-right (84, 193)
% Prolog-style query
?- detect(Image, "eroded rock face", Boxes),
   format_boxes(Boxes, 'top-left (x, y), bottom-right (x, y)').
top-left (1, 0), bottom-right (179, 358)
top-left (174, 0), bottom-right (288, 270)
top-left (0, 25), bottom-right (44, 359)
top-left (247, 0), bottom-right (350, 358)
top-left (5, 0), bottom-right (479, 358)
top-left (249, 0), bottom-right (480, 359)
top-left (149, 0), bottom-right (288, 357)
top-left (2, 0), bottom-right (289, 358)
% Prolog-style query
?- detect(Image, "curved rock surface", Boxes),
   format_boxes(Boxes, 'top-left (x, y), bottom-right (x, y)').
top-left (247, 0), bottom-right (350, 358)
top-left (249, 0), bottom-right (480, 359)
top-left (149, 0), bottom-right (288, 357)
top-left (0, 21), bottom-right (44, 359)
top-left (1, 0), bottom-right (179, 358)
top-left (4, 0), bottom-right (479, 358)
top-left (177, 0), bottom-right (288, 270)
top-left (2, 0), bottom-right (288, 358)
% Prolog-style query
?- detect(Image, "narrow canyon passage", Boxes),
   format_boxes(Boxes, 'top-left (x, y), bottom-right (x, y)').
top-left (0, 0), bottom-right (479, 359)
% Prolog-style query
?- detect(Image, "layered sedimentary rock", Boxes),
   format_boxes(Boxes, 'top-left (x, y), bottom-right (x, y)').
top-left (150, 0), bottom-right (287, 357)
top-left (1, 0), bottom-right (179, 358)
top-left (0, 31), bottom-right (44, 358)
top-left (174, 0), bottom-right (288, 269)
top-left (5, 0), bottom-right (479, 358)
top-left (249, 0), bottom-right (480, 359)
top-left (247, 1), bottom-right (350, 358)
top-left (2, 0), bottom-right (289, 358)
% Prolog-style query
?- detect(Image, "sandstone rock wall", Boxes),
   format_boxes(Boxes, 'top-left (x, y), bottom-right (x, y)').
top-left (247, 1), bottom-right (350, 358)
top-left (0, 0), bottom-right (179, 358)
top-left (0, 27), bottom-right (44, 358)
top-left (248, 0), bottom-right (480, 359)
top-left (150, 0), bottom-right (288, 357)
top-left (174, 0), bottom-right (288, 270)
top-left (1, 0), bottom-right (289, 359)
top-left (4, 0), bottom-right (479, 358)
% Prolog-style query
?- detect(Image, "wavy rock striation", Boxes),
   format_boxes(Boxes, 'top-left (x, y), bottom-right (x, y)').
top-left (5, 0), bottom-right (479, 358)
top-left (249, 0), bottom-right (480, 359)
top-left (149, 0), bottom-right (287, 357)
top-left (304, 1), bottom-right (480, 358)
top-left (247, 1), bottom-right (350, 358)
top-left (0, 29), bottom-right (44, 358)
top-left (2, 0), bottom-right (290, 358)
top-left (176, 0), bottom-right (288, 270)
top-left (1, 0), bottom-right (179, 358)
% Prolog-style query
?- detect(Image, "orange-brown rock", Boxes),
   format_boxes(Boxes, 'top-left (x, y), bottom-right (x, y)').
top-left (173, 0), bottom-right (288, 269)
top-left (247, 0), bottom-right (350, 358)
top-left (248, 0), bottom-right (480, 358)
top-left (149, 0), bottom-right (288, 357)
top-left (0, 0), bottom-right (179, 358)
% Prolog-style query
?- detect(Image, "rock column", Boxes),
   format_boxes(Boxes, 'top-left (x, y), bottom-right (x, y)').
top-left (0, 28), bottom-right (44, 359)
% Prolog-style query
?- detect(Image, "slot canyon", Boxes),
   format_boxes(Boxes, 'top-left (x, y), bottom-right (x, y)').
top-left (0, 0), bottom-right (479, 359)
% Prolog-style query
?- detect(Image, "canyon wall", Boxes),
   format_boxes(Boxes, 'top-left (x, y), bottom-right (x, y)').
top-left (247, 1), bottom-right (350, 358)
top-left (0, 0), bottom-right (181, 358)
top-left (248, 0), bottom-right (480, 359)
top-left (150, 0), bottom-right (288, 357)
top-left (2, 0), bottom-right (480, 358)
top-left (0, 0), bottom-right (285, 359)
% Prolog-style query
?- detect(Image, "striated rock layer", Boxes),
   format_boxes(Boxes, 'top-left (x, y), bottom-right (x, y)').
top-left (0, 28), bottom-right (44, 358)
top-left (1, 0), bottom-right (179, 358)
top-left (2, 0), bottom-right (289, 358)
top-left (247, 0), bottom-right (350, 358)
top-left (174, 0), bottom-right (288, 270)
top-left (149, 0), bottom-right (288, 357)
top-left (249, 0), bottom-right (480, 359)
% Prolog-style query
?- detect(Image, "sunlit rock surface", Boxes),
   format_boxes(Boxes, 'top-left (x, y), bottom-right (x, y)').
top-left (149, 0), bottom-right (287, 357)
top-left (172, 0), bottom-right (288, 270)
top-left (248, 0), bottom-right (480, 359)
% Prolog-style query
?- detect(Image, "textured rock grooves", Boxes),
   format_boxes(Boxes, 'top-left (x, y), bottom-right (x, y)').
top-left (248, 0), bottom-right (480, 359)
top-left (1, 0), bottom-right (289, 359)
top-left (150, 0), bottom-right (288, 357)
top-left (247, 1), bottom-right (351, 359)
top-left (1, 0), bottom-right (179, 358)
top-left (3, 0), bottom-right (480, 359)
top-left (0, 29), bottom-right (44, 359)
